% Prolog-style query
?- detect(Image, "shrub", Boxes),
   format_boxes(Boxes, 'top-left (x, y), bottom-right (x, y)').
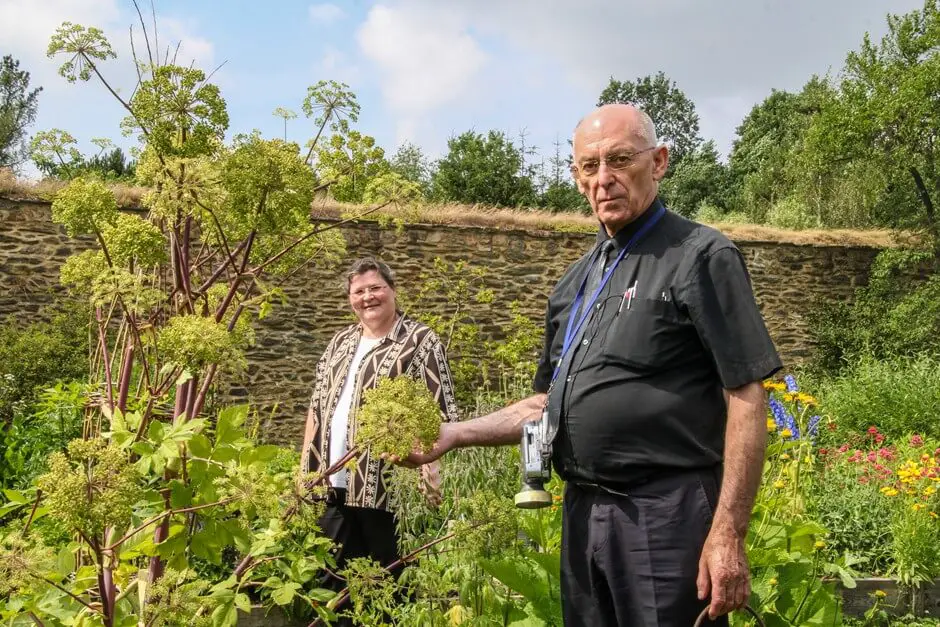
top-left (816, 355), bottom-right (940, 441)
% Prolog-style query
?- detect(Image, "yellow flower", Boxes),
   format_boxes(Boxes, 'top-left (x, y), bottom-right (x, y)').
top-left (763, 381), bottom-right (786, 392)
top-left (814, 540), bottom-right (826, 550)
top-left (768, 578), bottom-right (778, 586)
top-left (930, 512), bottom-right (938, 519)
top-left (796, 392), bottom-right (817, 406)
top-left (780, 428), bottom-right (793, 439)
top-left (924, 487), bottom-right (936, 497)
top-left (767, 418), bottom-right (776, 432)
top-left (874, 590), bottom-right (887, 598)
top-left (880, 487), bottom-right (899, 497)
top-left (912, 503), bottom-right (925, 511)
top-left (773, 480), bottom-right (786, 489)
top-left (780, 453), bottom-right (791, 461)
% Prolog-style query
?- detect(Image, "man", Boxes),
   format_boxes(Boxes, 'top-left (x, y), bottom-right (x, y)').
top-left (300, 257), bottom-right (459, 624)
top-left (401, 104), bottom-right (781, 626)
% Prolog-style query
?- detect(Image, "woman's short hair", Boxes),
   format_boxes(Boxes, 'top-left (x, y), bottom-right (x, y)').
top-left (344, 257), bottom-right (396, 294)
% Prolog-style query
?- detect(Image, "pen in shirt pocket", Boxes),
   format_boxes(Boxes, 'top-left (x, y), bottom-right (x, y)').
top-left (618, 280), bottom-right (638, 314)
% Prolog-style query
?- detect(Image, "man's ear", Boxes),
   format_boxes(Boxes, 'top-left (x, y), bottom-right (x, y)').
top-left (651, 145), bottom-right (670, 182)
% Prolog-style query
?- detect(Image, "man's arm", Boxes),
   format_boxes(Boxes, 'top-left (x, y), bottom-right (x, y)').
top-left (299, 402), bottom-right (317, 476)
top-left (400, 393), bottom-right (546, 466)
top-left (697, 381), bottom-right (768, 618)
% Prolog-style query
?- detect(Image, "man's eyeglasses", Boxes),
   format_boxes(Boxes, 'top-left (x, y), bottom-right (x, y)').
top-left (352, 284), bottom-right (388, 298)
top-left (570, 147), bottom-right (656, 178)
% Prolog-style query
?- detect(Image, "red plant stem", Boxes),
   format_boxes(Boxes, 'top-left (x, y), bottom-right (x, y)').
top-left (184, 374), bottom-right (199, 420)
top-left (105, 498), bottom-right (236, 552)
top-left (190, 364), bottom-right (216, 422)
top-left (194, 238), bottom-right (249, 294)
top-left (307, 527), bottom-right (474, 627)
top-left (90, 538), bottom-right (114, 627)
top-left (214, 231), bottom-right (255, 323)
top-left (116, 341), bottom-right (135, 413)
top-left (95, 308), bottom-right (116, 412)
top-left (23, 489), bottom-right (42, 533)
top-left (253, 202), bottom-right (389, 275)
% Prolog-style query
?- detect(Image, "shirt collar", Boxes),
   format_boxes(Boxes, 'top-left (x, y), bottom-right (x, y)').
top-left (594, 196), bottom-right (665, 251)
top-left (357, 310), bottom-right (408, 344)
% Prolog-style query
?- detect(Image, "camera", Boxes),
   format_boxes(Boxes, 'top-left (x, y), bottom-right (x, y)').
top-left (514, 406), bottom-right (553, 509)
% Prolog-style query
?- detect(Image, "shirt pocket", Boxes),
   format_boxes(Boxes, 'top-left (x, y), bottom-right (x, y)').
top-left (600, 298), bottom-right (690, 369)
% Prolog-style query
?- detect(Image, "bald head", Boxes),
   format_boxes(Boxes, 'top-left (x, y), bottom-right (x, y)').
top-left (573, 104), bottom-right (658, 152)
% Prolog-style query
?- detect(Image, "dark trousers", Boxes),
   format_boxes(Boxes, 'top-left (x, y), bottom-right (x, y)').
top-left (317, 494), bottom-right (402, 626)
top-left (561, 468), bottom-right (728, 627)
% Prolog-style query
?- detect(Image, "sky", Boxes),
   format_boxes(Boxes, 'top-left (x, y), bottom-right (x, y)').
top-left (1, 0), bottom-right (924, 178)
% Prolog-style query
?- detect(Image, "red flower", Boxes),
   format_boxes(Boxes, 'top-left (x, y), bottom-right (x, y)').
top-left (838, 444), bottom-right (850, 453)
top-left (848, 451), bottom-right (863, 463)
top-left (879, 448), bottom-right (895, 461)
top-left (875, 434), bottom-right (885, 444)
top-left (868, 426), bottom-right (880, 435)
top-left (867, 451), bottom-right (878, 463)
top-left (819, 448), bottom-right (828, 455)
top-left (827, 422), bottom-right (837, 432)
top-left (859, 476), bottom-right (870, 484)
top-left (910, 435), bottom-right (924, 448)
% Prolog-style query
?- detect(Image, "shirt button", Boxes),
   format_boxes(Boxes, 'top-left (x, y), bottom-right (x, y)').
top-left (595, 303), bottom-right (601, 310)
top-left (566, 376), bottom-right (572, 382)
top-left (582, 339), bottom-right (589, 346)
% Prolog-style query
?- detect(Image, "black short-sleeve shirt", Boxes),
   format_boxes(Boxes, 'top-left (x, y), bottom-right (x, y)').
top-left (533, 198), bottom-right (782, 487)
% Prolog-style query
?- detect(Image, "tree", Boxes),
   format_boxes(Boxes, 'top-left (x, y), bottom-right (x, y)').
top-left (659, 140), bottom-right (730, 218)
top-left (431, 130), bottom-right (535, 207)
top-left (0, 55), bottom-right (42, 170)
top-left (535, 136), bottom-right (588, 213)
top-left (727, 78), bottom-right (835, 222)
top-left (312, 127), bottom-right (390, 203)
top-left (801, 0), bottom-right (940, 240)
top-left (390, 141), bottom-right (432, 197)
top-left (597, 71), bottom-right (701, 168)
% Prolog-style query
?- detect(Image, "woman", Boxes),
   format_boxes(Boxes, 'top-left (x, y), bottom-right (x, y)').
top-left (299, 256), bottom-right (459, 608)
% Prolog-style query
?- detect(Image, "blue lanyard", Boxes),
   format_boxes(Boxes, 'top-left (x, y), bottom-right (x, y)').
top-left (552, 205), bottom-right (666, 383)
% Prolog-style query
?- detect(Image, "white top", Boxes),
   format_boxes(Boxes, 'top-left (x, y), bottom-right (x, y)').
top-left (328, 335), bottom-right (382, 488)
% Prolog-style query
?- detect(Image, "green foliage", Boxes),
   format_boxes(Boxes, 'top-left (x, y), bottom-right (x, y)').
top-left (340, 557), bottom-right (400, 626)
top-left (157, 315), bottom-right (244, 374)
top-left (808, 249), bottom-right (940, 375)
top-left (597, 71), bottom-right (702, 168)
top-left (50, 175), bottom-right (118, 235)
top-left (659, 140), bottom-right (731, 218)
top-left (122, 64), bottom-right (229, 158)
top-left (102, 213), bottom-right (167, 267)
top-left (354, 376), bottom-right (442, 459)
top-left (1, 381), bottom-right (87, 490)
top-left (432, 130), bottom-right (535, 207)
top-left (46, 21), bottom-right (116, 83)
top-left (798, 1), bottom-right (940, 238)
top-left (390, 141), bottom-right (432, 197)
top-left (765, 197), bottom-right (819, 230)
top-left (313, 128), bottom-right (390, 203)
top-left (0, 305), bottom-right (88, 408)
top-left (0, 54), bottom-right (42, 171)
top-left (38, 438), bottom-right (140, 538)
top-left (815, 355), bottom-right (940, 440)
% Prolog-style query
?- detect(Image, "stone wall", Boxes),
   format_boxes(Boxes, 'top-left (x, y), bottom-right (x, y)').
top-left (0, 199), bottom-right (881, 445)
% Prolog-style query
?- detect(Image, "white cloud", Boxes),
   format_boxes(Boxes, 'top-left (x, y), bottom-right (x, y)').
top-left (317, 46), bottom-right (361, 86)
top-left (155, 17), bottom-right (215, 70)
top-left (308, 3), bottom-right (345, 24)
top-left (356, 3), bottom-right (487, 115)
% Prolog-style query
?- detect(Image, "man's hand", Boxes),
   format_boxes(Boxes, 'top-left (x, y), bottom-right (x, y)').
top-left (696, 525), bottom-right (750, 618)
top-left (382, 422), bottom-right (460, 468)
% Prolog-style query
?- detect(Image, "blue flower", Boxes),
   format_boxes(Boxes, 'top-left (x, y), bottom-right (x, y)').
top-left (769, 397), bottom-right (788, 430)
top-left (807, 415), bottom-right (821, 439)
top-left (784, 374), bottom-right (799, 393)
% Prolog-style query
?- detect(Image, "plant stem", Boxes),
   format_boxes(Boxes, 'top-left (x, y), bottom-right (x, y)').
top-left (23, 489), bottom-right (42, 533)
top-left (106, 497), bottom-right (237, 552)
top-left (96, 308), bottom-right (115, 413)
top-left (252, 201), bottom-right (390, 274)
top-left (27, 571), bottom-right (100, 613)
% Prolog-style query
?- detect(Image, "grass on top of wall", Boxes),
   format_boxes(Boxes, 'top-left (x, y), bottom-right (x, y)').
top-left (0, 168), bottom-right (902, 248)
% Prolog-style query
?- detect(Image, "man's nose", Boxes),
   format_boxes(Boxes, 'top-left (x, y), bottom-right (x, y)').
top-left (596, 162), bottom-right (616, 187)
